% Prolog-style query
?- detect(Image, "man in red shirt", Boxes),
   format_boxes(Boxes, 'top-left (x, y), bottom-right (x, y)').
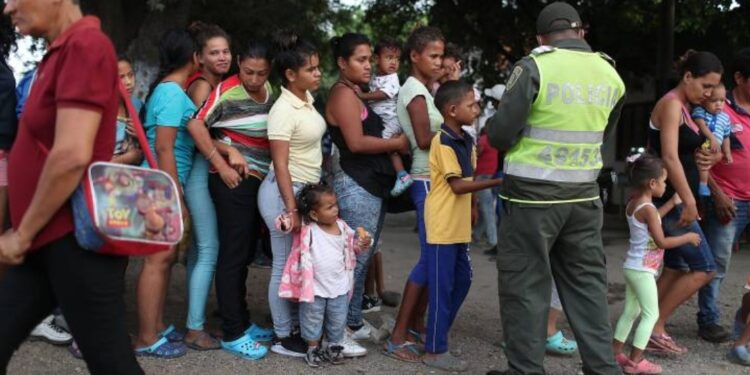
top-left (698, 48), bottom-right (750, 348)
top-left (0, 1), bottom-right (143, 374)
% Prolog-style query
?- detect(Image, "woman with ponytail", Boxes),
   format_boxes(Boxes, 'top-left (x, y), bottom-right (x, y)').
top-left (646, 50), bottom-right (724, 353)
top-left (257, 32), bottom-right (326, 358)
top-left (180, 21), bottom-right (231, 352)
top-left (134, 28), bottom-right (198, 359)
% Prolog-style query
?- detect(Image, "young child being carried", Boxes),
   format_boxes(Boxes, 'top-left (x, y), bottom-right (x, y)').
top-left (727, 273), bottom-right (750, 366)
top-left (421, 81), bottom-right (502, 372)
top-left (278, 184), bottom-right (373, 368)
top-left (612, 153), bottom-right (701, 375)
top-left (693, 83), bottom-right (733, 198)
top-left (356, 38), bottom-right (412, 196)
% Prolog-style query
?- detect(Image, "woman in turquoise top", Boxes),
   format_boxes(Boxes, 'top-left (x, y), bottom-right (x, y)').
top-left (134, 29), bottom-right (198, 359)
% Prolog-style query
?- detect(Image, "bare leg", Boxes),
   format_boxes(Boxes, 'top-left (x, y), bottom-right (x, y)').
top-left (735, 292), bottom-right (750, 347)
top-left (547, 308), bottom-right (560, 337)
top-left (652, 271), bottom-right (714, 335)
top-left (391, 281), bottom-right (421, 342)
top-left (409, 288), bottom-right (428, 337)
top-left (656, 268), bottom-right (683, 305)
top-left (136, 248), bottom-right (177, 347)
top-left (629, 347), bottom-right (645, 362)
top-left (365, 260), bottom-right (376, 297)
top-left (612, 339), bottom-right (624, 356)
top-left (387, 281), bottom-right (423, 361)
top-left (390, 152), bottom-right (405, 174)
top-left (373, 252), bottom-right (385, 298)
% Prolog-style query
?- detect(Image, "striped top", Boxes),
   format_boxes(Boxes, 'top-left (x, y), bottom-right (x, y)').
top-left (194, 75), bottom-right (275, 180)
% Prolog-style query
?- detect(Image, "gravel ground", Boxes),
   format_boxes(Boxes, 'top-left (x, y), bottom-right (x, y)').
top-left (6, 212), bottom-right (750, 375)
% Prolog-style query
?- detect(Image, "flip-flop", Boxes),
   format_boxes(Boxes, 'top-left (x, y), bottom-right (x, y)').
top-left (185, 331), bottom-right (220, 351)
top-left (382, 339), bottom-right (422, 363)
top-left (159, 325), bottom-right (185, 342)
top-left (545, 331), bottom-right (577, 356)
top-left (407, 329), bottom-right (426, 344)
top-left (134, 337), bottom-right (187, 358)
top-left (646, 334), bottom-right (687, 355)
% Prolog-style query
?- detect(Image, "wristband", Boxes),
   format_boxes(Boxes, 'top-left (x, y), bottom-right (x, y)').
top-left (206, 147), bottom-right (218, 161)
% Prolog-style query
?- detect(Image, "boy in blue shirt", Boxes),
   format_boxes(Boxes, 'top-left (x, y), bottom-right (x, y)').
top-left (422, 81), bottom-right (502, 372)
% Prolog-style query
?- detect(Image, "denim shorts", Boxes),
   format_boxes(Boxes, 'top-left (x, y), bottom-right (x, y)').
top-left (661, 204), bottom-right (716, 272)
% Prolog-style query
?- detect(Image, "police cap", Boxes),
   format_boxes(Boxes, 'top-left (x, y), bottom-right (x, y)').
top-left (536, 2), bottom-right (582, 35)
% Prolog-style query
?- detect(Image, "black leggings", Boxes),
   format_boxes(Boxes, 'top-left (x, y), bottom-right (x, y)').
top-left (209, 173), bottom-right (262, 341)
top-left (0, 234), bottom-right (142, 375)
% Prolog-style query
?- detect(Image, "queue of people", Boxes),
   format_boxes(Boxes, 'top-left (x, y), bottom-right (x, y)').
top-left (2, 1), bottom-right (750, 375)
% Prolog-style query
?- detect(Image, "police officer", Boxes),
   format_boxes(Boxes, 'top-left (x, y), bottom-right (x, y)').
top-left (486, 2), bottom-right (625, 375)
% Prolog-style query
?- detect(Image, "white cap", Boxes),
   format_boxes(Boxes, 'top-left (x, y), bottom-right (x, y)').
top-left (484, 84), bottom-right (506, 101)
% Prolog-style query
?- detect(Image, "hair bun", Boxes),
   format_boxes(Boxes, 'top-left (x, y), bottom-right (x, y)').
top-left (187, 21), bottom-right (209, 37)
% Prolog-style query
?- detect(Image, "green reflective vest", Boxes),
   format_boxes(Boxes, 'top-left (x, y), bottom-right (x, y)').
top-left (504, 47), bottom-right (625, 187)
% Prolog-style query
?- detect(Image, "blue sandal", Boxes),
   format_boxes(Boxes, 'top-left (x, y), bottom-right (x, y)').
top-left (221, 334), bottom-right (268, 361)
top-left (160, 324), bottom-right (185, 342)
top-left (245, 323), bottom-right (274, 342)
top-left (134, 337), bottom-right (187, 358)
top-left (545, 331), bottom-right (577, 356)
top-left (382, 339), bottom-right (421, 363)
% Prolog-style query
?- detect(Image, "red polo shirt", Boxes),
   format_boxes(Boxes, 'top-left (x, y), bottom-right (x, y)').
top-left (8, 16), bottom-right (118, 251)
top-left (710, 92), bottom-right (750, 201)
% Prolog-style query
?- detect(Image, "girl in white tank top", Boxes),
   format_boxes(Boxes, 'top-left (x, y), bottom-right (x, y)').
top-left (612, 153), bottom-right (702, 373)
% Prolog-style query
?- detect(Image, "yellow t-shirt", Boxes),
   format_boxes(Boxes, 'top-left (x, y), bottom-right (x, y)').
top-left (267, 87), bottom-right (327, 184)
top-left (425, 125), bottom-right (476, 244)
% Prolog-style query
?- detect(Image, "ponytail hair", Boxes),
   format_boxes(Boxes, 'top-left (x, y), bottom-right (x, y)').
top-left (146, 29), bottom-right (196, 103)
top-left (296, 184), bottom-right (335, 224)
top-left (675, 49), bottom-right (723, 78)
top-left (272, 31), bottom-right (318, 87)
top-left (626, 152), bottom-right (665, 189)
top-left (330, 33), bottom-right (370, 66)
top-left (188, 21), bottom-right (231, 54)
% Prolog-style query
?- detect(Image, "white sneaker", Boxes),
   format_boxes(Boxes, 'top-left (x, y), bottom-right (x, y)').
top-left (30, 315), bottom-right (73, 345)
top-left (339, 334), bottom-right (367, 357)
top-left (348, 321), bottom-right (373, 341)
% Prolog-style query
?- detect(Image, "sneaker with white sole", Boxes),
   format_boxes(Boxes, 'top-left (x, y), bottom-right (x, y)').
top-left (348, 322), bottom-right (372, 341)
top-left (30, 315), bottom-right (73, 345)
top-left (362, 295), bottom-right (382, 314)
top-left (271, 335), bottom-right (307, 358)
top-left (304, 346), bottom-right (326, 368)
top-left (340, 334), bottom-right (368, 357)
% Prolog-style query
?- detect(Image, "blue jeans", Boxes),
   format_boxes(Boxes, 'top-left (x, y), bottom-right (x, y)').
top-left (257, 171), bottom-right (305, 338)
top-left (472, 175), bottom-right (498, 246)
top-left (407, 180), bottom-right (430, 286)
top-left (698, 199), bottom-right (750, 327)
top-left (661, 204), bottom-right (716, 272)
top-left (332, 169), bottom-right (386, 328)
top-left (184, 156), bottom-right (220, 331)
top-left (299, 294), bottom-right (349, 344)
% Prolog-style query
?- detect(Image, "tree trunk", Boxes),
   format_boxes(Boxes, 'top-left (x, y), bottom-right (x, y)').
top-left (81, 0), bottom-right (193, 98)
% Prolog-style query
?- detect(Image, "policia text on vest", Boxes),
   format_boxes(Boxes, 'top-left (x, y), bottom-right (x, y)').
top-left (502, 47), bottom-right (625, 188)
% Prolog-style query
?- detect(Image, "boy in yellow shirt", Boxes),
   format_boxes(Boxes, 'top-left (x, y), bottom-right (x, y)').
top-left (422, 81), bottom-right (502, 372)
